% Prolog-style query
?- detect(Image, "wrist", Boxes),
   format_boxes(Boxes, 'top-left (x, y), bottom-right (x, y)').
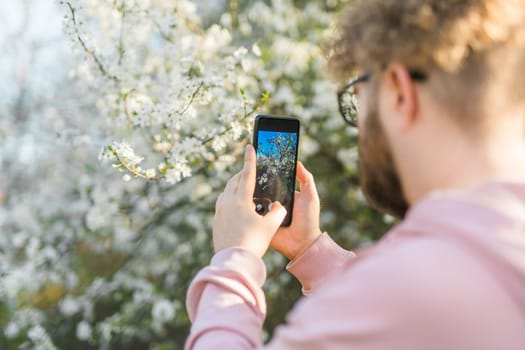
top-left (211, 247), bottom-right (267, 286)
top-left (288, 228), bottom-right (323, 260)
top-left (287, 232), bottom-right (354, 294)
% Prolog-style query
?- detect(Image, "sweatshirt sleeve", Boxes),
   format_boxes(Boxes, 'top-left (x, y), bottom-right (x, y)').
top-left (185, 247), bottom-right (267, 350)
top-left (286, 232), bottom-right (355, 295)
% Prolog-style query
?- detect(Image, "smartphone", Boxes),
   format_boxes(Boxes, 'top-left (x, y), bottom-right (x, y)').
top-left (253, 114), bottom-right (300, 227)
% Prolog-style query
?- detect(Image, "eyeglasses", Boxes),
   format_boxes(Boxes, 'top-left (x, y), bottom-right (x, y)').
top-left (337, 70), bottom-right (427, 127)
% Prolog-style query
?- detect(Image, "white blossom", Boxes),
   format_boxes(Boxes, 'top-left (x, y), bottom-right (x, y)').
top-left (4, 322), bottom-right (20, 339)
top-left (145, 168), bottom-right (156, 179)
top-left (60, 296), bottom-right (81, 317)
top-left (76, 321), bottom-right (92, 341)
top-left (165, 161), bottom-right (192, 184)
top-left (151, 299), bottom-right (176, 324)
top-left (28, 325), bottom-right (57, 350)
top-left (111, 141), bottom-right (144, 166)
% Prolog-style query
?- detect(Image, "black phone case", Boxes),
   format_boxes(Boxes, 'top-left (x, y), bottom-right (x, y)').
top-left (253, 114), bottom-right (300, 227)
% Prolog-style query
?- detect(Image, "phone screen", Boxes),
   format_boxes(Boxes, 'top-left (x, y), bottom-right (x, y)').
top-left (253, 116), bottom-right (299, 226)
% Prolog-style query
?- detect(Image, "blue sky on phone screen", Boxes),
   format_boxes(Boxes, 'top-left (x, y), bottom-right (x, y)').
top-left (257, 131), bottom-right (297, 157)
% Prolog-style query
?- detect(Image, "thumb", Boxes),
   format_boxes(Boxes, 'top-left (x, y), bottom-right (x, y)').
top-left (296, 162), bottom-right (318, 200)
top-left (264, 201), bottom-right (287, 229)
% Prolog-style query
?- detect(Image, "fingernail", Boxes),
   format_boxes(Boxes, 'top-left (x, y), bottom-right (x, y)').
top-left (274, 202), bottom-right (286, 212)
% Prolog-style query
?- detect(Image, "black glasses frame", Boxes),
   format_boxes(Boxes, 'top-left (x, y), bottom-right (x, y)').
top-left (337, 70), bottom-right (427, 127)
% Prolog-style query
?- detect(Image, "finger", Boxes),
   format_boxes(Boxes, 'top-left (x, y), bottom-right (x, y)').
top-left (215, 192), bottom-right (224, 211)
top-left (238, 144), bottom-right (257, 199)
top-left (264, 201), bottom-right (288, 231)
top-left (224, 172), bottom-right (241, 193)
top-left (296, 162), bottom-right (318, 200)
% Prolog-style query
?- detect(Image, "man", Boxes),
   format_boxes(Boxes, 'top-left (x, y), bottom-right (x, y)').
top-left (185, 0), bottom-right (525, 349)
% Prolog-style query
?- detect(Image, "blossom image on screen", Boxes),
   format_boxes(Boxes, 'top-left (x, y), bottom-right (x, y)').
top-left (254, 131), bottom-right (297, 215)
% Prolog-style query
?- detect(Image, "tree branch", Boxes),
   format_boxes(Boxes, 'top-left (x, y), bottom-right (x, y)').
top-left (66, 2), bottom-right (119, 82)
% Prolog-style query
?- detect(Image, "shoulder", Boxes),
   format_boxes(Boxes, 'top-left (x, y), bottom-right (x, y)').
top-left (339, 234), bottom-right (496, 305)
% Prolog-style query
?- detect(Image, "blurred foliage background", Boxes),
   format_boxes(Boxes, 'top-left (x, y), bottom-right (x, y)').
top-left (0, 0), bottom-right (394, 349)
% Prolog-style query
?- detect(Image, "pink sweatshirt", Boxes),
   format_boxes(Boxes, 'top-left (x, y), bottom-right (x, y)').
top-left (185, 181), bottom-right (525, 350)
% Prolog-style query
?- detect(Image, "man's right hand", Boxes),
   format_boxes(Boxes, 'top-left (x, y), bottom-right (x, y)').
top-left (270, 162), bottom-right (323, 260)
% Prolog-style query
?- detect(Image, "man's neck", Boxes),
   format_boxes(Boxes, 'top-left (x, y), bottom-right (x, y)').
top-left (404, 123), bottom-right (525, 205)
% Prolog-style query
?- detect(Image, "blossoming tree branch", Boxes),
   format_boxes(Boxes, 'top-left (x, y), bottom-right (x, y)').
top-left (62, 0), bottom-right (268, 183)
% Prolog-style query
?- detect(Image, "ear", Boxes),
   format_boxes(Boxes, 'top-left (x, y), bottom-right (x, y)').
top-left (382, 62), bottom-right (419, 131)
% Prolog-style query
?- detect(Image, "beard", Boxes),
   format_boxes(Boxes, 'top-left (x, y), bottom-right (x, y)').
top-left (358, 94), bottom-right (409, 219)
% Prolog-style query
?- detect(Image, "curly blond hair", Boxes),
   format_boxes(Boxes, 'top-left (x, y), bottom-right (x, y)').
top-left (328, 0), bottom-right (525, 77)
